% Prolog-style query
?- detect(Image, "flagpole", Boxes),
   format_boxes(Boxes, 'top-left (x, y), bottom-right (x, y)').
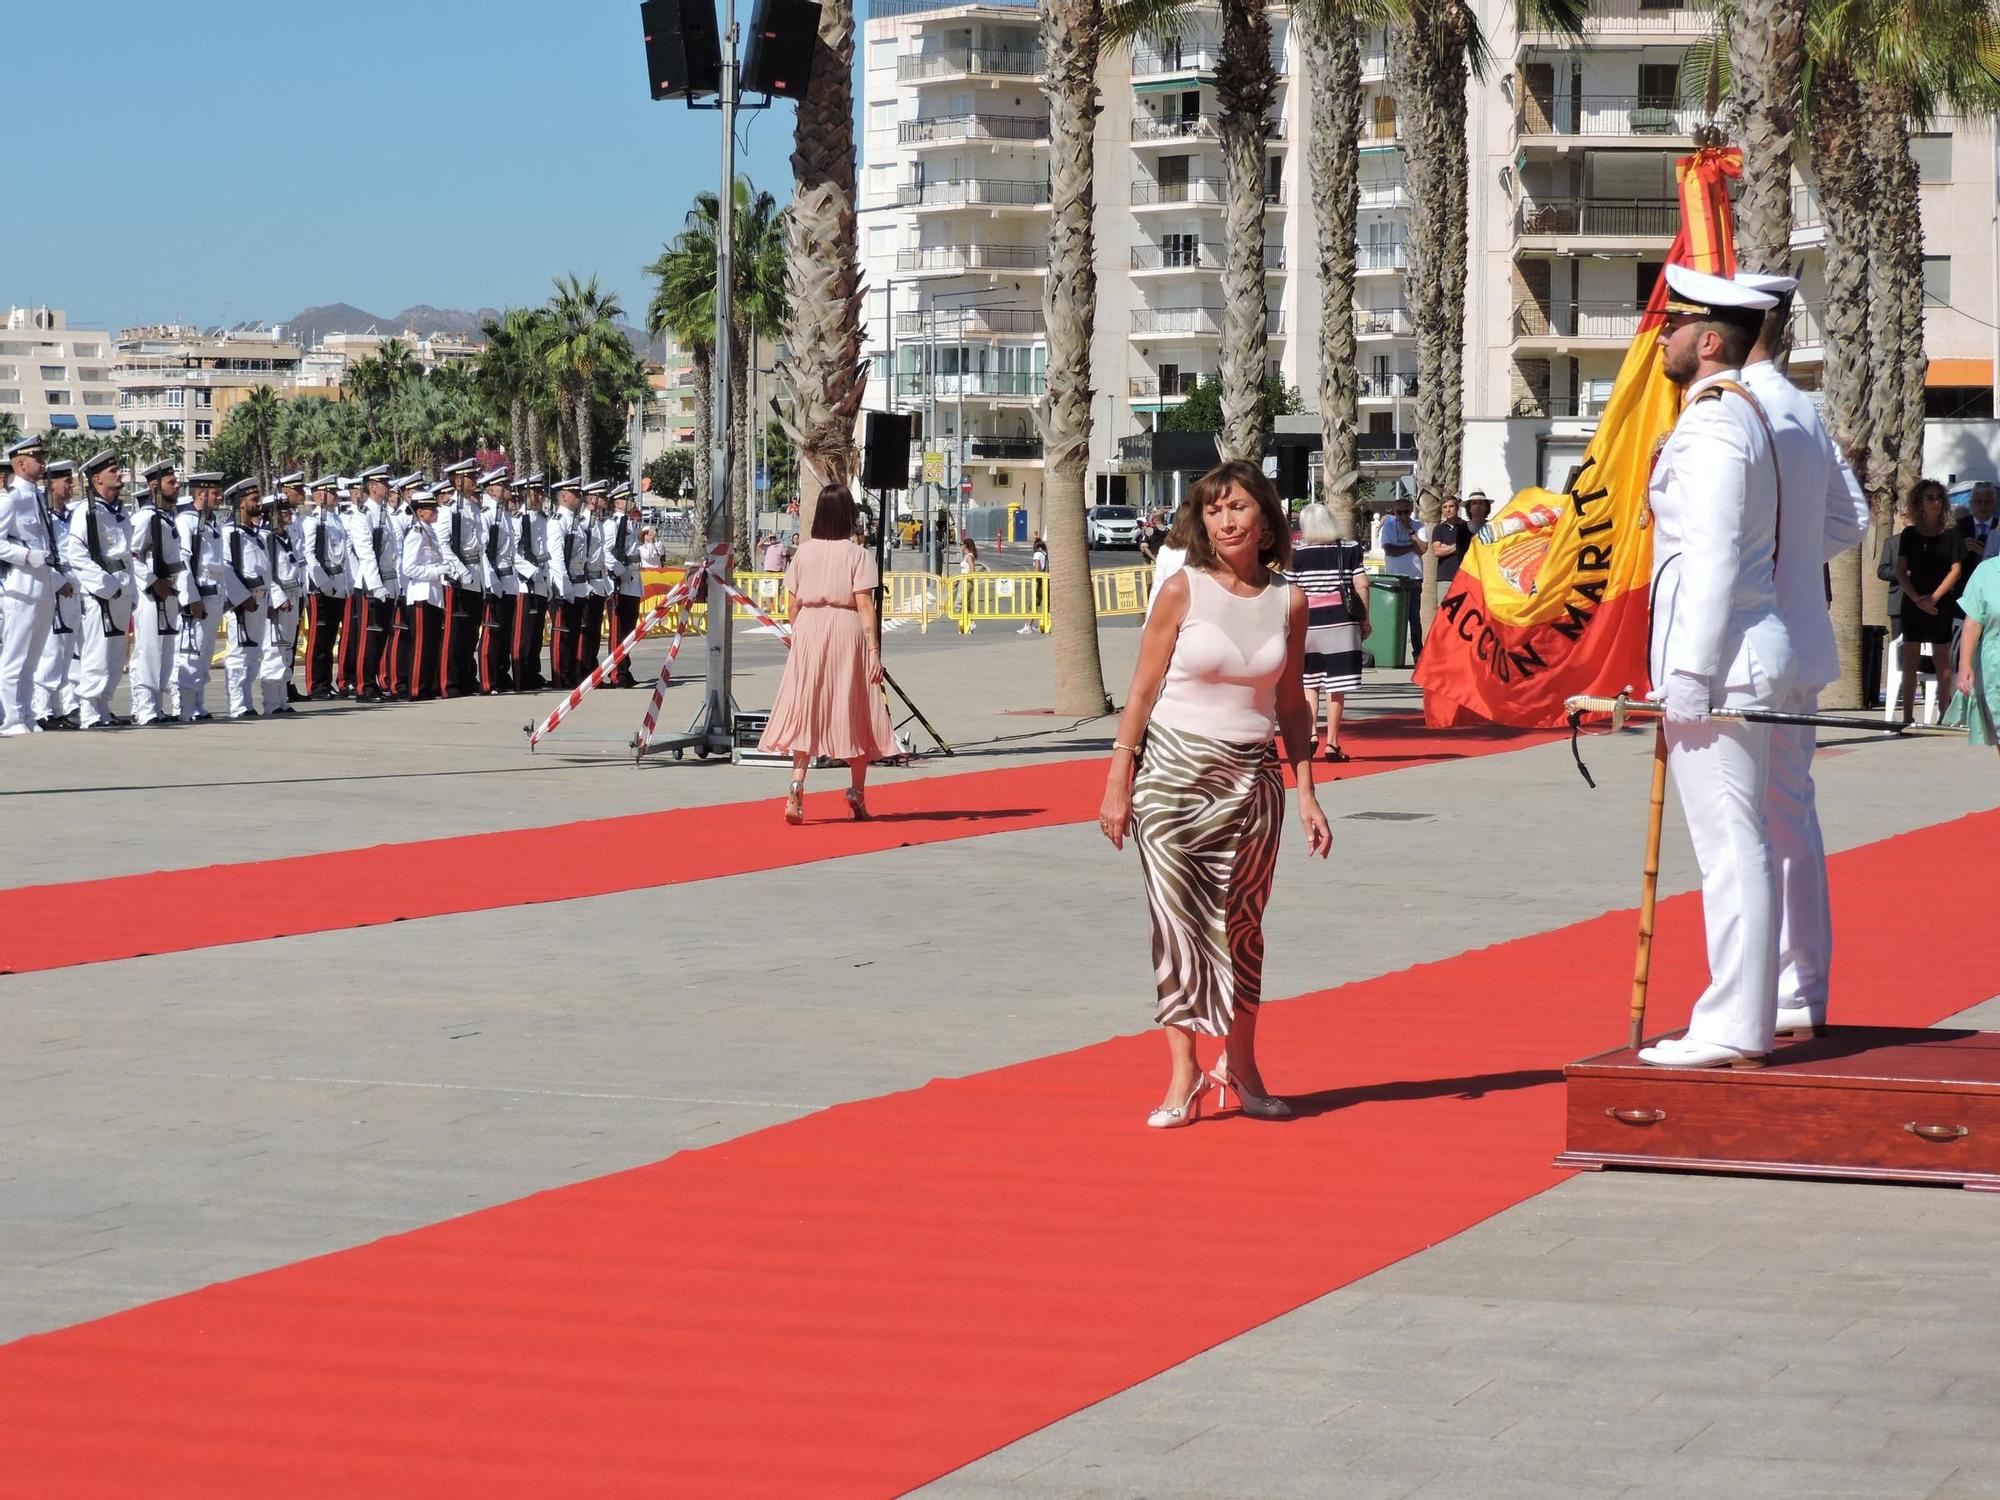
top-left (1628, 724), bottom-right (1668, 1051)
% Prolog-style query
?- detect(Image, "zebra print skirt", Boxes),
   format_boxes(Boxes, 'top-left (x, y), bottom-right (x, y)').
top-left (1131, 720), bottom-right (1285, 1037)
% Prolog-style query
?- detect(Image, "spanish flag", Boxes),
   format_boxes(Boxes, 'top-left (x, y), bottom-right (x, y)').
top-left (1415, 146), bottom-right (1743, 728)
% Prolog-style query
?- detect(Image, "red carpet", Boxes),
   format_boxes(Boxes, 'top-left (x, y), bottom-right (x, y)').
top-left (0, 716), bottom-right (1556, 975)
top-left (2, 808), bottom-right (1994, 1498)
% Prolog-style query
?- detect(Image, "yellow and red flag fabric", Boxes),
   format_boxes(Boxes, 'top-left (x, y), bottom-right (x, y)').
top-left (1414, 146), bottom-right (1742, 728)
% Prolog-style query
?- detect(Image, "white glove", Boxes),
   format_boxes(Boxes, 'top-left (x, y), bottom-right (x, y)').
top-left (26, 548), bottom-right (46, 570)
top-left (1661, 670), bottom-right (1713, 724)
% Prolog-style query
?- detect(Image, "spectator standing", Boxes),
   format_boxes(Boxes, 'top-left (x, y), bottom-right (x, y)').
top-left (1958, 482), bottom-right (1997, 570)
top-left (1949, 550), bottom-right (2000, 751)
top-left (1896, 478), bottom-right (1967, 721)
top-left (759, 484), bottom-right (899, 823)
top-left (639, 527), bottom-right (665, 569)
top-left (1465, 491), bottom-right (1493, 542)
top-left (1429, 495), bottom-right (1468, 592)
top-left (1288, 502), bottom-right (1368, 762)
top-left (1098, 459), bottom-right (1329, 1129)
top-left (1143, 500), bottom-right (1192, 618)
top-left (761, 532), bottom-right (788, 573)
top-left (1377, 495), bottom-right (1425, 662)
top-left (1031, 533), bottom-right (1049, 571)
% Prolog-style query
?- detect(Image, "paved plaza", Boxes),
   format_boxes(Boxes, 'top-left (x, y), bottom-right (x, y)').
top-left (3, 624), bottom-right (1997, 1498)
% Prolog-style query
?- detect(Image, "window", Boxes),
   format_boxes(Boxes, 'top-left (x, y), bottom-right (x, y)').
top-left (1638, 0), bottom-right (1684, 11)
top-left (0, 365), bottom-right (13, 381)
top-left (1923, 255), bottom-right (1951, 305)
top-left (71, 342), bottom-right (100, 358)
top-left (196, 388), bottom-right (213, 408)
top-left (39, 364), bottom-right (66, 381)
top-left (165, 388), bottom-right (185, 408)
top-left (868, 37), bottom-right (896, 69)
top-left (1911, 133), bottom-right (1952, 183)
top-left (868, 225), bottom-right (896, 255)
top-left (78, 367), bottom-right (107, 383)
top-left (1637, 64), bottom-right (1679, 110)
top-left (82, 391), bottom-right (114, 407)
top-left (195, 420), bottom-right (213, 440)
top-left (0, 342), bottom-right (27, 355)
top-left (0, 389), bottom-right (19, 405)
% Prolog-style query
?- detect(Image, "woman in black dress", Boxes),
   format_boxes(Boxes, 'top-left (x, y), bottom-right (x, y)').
top-left (1896, 478), bottom-right (1968, 721)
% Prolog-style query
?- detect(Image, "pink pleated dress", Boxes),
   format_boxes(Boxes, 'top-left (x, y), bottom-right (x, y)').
top-left (758, 539), bottom-right (899, 761)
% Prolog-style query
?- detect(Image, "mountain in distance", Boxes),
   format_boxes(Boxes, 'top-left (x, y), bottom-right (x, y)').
top-left (287, 301), bottom-right (665, 360)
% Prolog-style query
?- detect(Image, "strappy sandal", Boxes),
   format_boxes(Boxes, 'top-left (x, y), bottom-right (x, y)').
top-left (1324, 743), bottom-right (1350, 763)
top-left (784, 780), bottom-right (805, 826)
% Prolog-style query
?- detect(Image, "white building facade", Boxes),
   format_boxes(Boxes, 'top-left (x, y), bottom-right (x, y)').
top-left (114, 326), bottom-right (303, 468)
top-left (0, 307), bottom-right (120, 442)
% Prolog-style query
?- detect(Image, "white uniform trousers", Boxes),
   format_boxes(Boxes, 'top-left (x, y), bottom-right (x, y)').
top-left (258, 590), bottom-right (302, 712)
top-left (1769, 683), bottom-right (1832, 1019)
top-left (75, 594), bottom-right (131, 727)
top-left (0, 588), bottom-right (56, 730)
top-left (171, 601), bottom-right (223, 720)
top-left (129, 593), bottom-right (175, 723)
top-left (1666, 694), bottom-right (1780, 1057)
top-left (224, 604), bottom-right (267, 718)
top-left (33, 591), bottom-right (78, 719)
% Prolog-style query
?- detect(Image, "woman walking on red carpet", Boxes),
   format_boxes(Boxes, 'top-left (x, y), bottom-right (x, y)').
top-left (759, 485), bottom-right (898, 824)
top-left (1099, 460), bottom-right (1331, 1129)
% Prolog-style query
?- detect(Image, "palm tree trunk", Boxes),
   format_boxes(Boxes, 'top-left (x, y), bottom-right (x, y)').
top-left (1864, 81), bottom-right (1915, 509)
top-left (1390, 9), bottom-right (1467, 627)
top-left (1726, 0), bottom-right (1803, 272)
top-left (782, 0), bottom-right (865, 536)
top-left (1038, 0), bottom-right (1111, 717)
top-left (1302, 8), bottom-right (1363, 538)
top-left (1216, 0), bottom-right (1277, 462)
top-left (1895, 144), bottom-right (1928, 498)
top-left (527, 407), bottom-right (546, 477)
top-left (692, 350), bottom-right (714, 548)
top-left (575, 380), bottom-right (595, 484)
top-left (730, 330), bottom-right (752, 561)
top-left (509, 396), bottom-right (528, 477)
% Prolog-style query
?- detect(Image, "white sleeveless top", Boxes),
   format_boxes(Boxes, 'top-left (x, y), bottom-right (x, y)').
top-left (1150, 567), bottom-right (1291, 742)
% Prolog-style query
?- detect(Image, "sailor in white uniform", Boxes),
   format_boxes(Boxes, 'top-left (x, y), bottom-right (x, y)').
top-left (65, 451), bottom-right (134, 729)
top-left (127, 462), bottom-right (184, 726)
top-left (1733, 271), bottom-right (1873, 1040)
top-left (31, 459), bottom-right (81, 728)
top-left (1639, 266), bottom-right (1803, 1069)
top-left (173, 472), bottom-right (248, 722)
top-left (1, 437), bottom-right (75, 735)
top-left (258, 491), bottom-right (307, 715)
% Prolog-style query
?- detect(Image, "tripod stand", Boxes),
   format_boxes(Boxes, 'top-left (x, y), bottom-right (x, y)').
top-left (872, 485), bottom-right (952, 758)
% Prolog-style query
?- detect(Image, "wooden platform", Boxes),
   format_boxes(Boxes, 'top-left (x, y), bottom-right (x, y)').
top-left (1559, 1026), bottom-right (2000, 1190)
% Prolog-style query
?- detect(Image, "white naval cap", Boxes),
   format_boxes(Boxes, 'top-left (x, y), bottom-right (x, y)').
top-left (442, 458), bottom-right (478, 478)
top-left (1734, 270), bottom-right (1800, 299)
top-left (1663, 263), bottom-right (1779, 317)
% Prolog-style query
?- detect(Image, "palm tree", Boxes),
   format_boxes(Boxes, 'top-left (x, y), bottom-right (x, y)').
top-left (1298, 1), bottom-right (1373, 538)
top-left (0, 412), bottom-right (20, 448)
top-left (1039, 0), bottom-right (1114, 716)
top-left (731, 184), bottom-right (791, 560)
top-left (237, 385), bottom-right (283, 491)
top-left (1730, 0), bottom-right (1808, 270)
top-left (476, 308), bottom-right (546, 474)
top-left (648, 213), bottom-right (722, 541)
top-left (377, 337), bottom-right (419, 392)
top-left (544, 274), bottom-right (627, 484)
top-left (780, 0), bottom-right (866, 533)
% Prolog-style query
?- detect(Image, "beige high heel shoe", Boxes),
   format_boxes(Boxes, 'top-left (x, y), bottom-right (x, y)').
top-left (1147, 1075), bottom-right (1211, 1129)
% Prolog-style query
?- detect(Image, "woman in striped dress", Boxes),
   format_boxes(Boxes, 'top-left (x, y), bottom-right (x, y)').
top-left (1288, 502), bottom-right (1369, 762)
top-left (1099, 460), bottom-right (1332, 1129)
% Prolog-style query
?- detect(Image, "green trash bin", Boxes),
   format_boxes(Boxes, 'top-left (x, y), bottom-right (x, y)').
top-left (1364, 573), bottom-right (1417, 671)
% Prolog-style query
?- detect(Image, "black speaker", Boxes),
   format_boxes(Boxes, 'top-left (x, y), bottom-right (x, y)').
top-left (642, 0), bottom-right (722, 101)
top-left (1275, 445), bottom-right (1309, 501)
top-left (742, 0), bottom-right (820, 98)
top-left (862, 411), bottom-right (916, 491)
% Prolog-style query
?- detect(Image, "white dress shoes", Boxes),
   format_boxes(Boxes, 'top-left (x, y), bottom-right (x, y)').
top-left (1775, 1005), bottom-right (1824, 1039)
top-left (1636, 1036), bottom-right (1767, 1069)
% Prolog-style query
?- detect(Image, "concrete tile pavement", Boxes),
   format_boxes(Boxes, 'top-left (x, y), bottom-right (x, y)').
top-left (3, 624), bottom-right (1997, 1497)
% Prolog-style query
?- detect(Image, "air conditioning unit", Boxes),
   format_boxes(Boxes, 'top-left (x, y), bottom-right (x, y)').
top-left (995, 470), bottom-right (1012, 487)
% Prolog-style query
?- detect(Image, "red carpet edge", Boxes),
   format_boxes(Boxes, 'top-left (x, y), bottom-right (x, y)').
top-left (0, 807), bottom-right (1993, 1498)
top-left (0, 716), bottom-right (1557, 975)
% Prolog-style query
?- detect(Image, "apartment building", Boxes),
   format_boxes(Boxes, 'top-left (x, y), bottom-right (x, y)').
top-left (0, 307), bottom-right (120, 440)
top-left (297, 329), bottom-right (484, 391)
top-left (859, 0), bottom-right (2000, 527)
top-left (115, 325), bottom-right (303, 467)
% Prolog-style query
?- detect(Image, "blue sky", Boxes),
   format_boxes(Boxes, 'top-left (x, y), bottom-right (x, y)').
top-left (11, 0), bottom-right (805, 332)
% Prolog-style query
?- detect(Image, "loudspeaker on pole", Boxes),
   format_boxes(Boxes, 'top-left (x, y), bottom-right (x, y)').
top-left (862, 411), bottom-right (917, 492)
top-left (641, 0), bottom-right (723, 101)
top-left (1275, 445), bottom-right (1310, 502)
top-left (742, 0), bottom-right (821, 98)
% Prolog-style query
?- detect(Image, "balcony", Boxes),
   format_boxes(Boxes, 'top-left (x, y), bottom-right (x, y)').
top-left (1130, 42), bottom-right (1287, 77)
top-left (1357, 373), bottom-right (1418, 399)
top-left (897, 45), bottom-right (1044, 82)
top-left (1523, 0), bottom-right (1713, 37)
top-left (1511, 300), bottom-right (1645, 343)
top-left (891, 370), bottom-right (1047, 400)
top-left (1514, 196), bottom-right (1678, 241)
top-left (898, 177), bottom-right (1050, 210)
top-left (1130, 242), bottom-right (1286, 272)
top-left (1791, 183), bottom-right (1826, 248)
top-left (1516, 95), bottom-right (1710, 139)
top-left (1355, 307), bottom-right (1414, 338)
top-left (1131, 176), bottom-right (1286, 209)
top-left (1132, 113), bottom-right (1285, 145)
top-left (965, 435), bottom-right (1044, 461)
top-left (900, 112), bottom-right (1050, 146)
top-left (1130, 373), bottom-right (1207, 399)
top-left (1356, 241), bottom-right (1408, 272)
top-left (1130, 306), bottom-right (1285, 337)
top-left (1357, 433), bottom-right (1417, 461)
top-left (891, 307), bottom-right (1045, 338)
top-left (1358, 181), bottom-right (1409, 210)
top-left (872, 0), bottom-right (1036, 13)
top-left (895, 244), bottom-right (1049, 275)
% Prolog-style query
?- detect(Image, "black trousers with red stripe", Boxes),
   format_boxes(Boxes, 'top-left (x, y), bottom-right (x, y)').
top-left (610, 592), bottom-right (641, 685)
top-left (403, 602), bottom-right (444, 701)
top-left (550, 597), bottom-right (583, 689)
top-left (304, 591), bottom-right (344, 697)
top-left (443, 585), bottom-right (481, 697)
top-left (480, 592), bottom-right (516, 694)
top-left (384, 602), bottom-right (408, 697)
top-left (580, 593), bottom-right (607, 678)
top-left (511, 592), bottom-right (548, 691)
top-left (352, 595), bottom-right (390, 697)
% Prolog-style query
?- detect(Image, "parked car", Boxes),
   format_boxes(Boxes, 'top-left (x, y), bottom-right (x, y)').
top-left (1086, 504), bottom-right (1143, 548)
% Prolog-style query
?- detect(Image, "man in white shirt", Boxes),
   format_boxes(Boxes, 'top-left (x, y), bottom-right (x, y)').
top-left (478, 468), bottom-right (518, 693)
top-left (512, 476), bottom-right (553, 691)
top-left (127, 461), bottom-right (183, 726)
top-left (1377, 495), bottom-right (1425, 663)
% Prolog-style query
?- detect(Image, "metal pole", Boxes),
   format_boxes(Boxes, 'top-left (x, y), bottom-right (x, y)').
top-left (702, 0), bottom-right (738, 750)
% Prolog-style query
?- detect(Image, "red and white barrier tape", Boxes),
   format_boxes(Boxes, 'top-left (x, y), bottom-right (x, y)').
top-left (527, 545), bottom-right (727, 750)
top-left (631, 602), bottom-right (696, 761)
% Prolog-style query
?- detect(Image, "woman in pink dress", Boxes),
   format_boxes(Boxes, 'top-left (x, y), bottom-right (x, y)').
top-left (759, 485), bottom-right (899, 823)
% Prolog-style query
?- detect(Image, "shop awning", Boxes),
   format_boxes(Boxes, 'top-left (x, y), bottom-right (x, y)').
top-left (1133, 76), bottom-right (1209, 93)
top-left (1926, 357), bottom-right (1993, 388)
